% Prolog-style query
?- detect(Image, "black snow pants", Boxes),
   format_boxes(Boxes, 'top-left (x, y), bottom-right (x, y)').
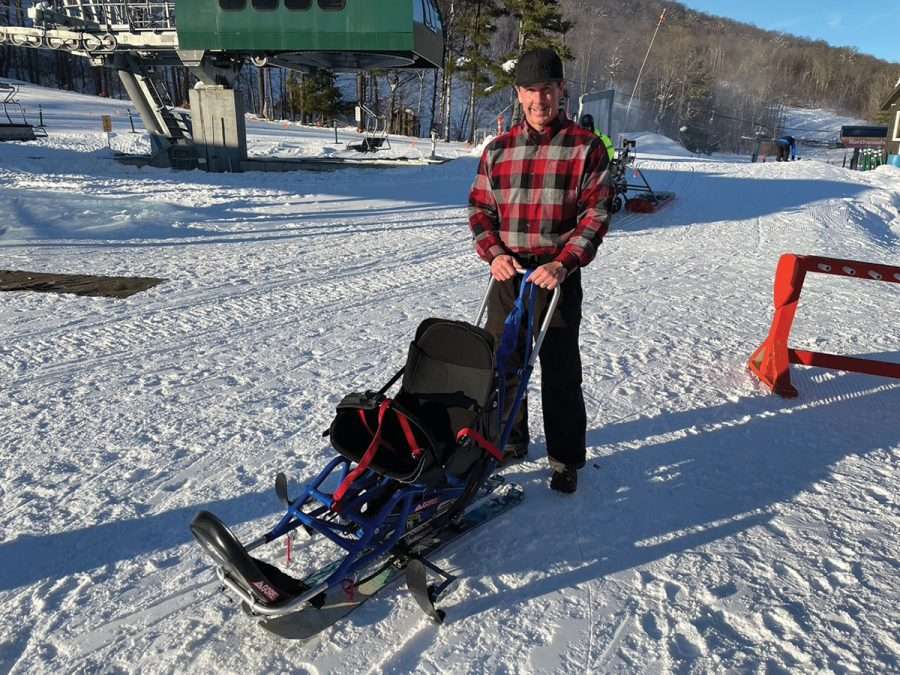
top-left (485, 267), bottom-right (587, 470)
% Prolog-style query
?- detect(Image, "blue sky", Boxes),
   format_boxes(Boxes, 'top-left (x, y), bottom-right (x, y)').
top-left (677, 1), bottom-right (900, 64)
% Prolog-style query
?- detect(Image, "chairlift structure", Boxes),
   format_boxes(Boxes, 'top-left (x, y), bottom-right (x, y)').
top-left (0, 0), bottom-right (444, 169)
top-left (177, 0), bottom-right (443, 71)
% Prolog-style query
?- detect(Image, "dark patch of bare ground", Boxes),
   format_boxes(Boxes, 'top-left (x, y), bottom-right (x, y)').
top-left (0, 270), bottom-right (165, 298)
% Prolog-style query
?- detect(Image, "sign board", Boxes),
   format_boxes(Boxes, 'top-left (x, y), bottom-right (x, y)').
top-left (840, 125), bottom-right (887, 138)
top-left (840, 125), bottom-right (887, 149)
top-left (842, 138), bottom-right (887, 148)
top-left (101, 115), bottom-right (113, 133)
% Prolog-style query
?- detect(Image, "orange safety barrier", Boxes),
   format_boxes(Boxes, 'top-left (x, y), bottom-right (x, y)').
top-left (748, 253), bottom-right (900, 397)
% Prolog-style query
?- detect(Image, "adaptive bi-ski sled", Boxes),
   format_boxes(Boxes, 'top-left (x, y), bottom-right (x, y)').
top-left (191, 274), bottom-right (559, 639)
top-left (610, 139), bottom-right (676, 214)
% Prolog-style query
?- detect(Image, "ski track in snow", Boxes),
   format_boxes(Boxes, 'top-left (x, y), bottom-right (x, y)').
top-left (1, 85), bottom-right (899, 674)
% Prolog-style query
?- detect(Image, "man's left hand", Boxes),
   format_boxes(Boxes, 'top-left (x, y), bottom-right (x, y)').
top-left (529, 261), bottom-right (568, 290)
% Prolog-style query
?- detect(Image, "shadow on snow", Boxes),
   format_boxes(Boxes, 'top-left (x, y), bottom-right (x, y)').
top-left (0, 490), bottom-right (277, 591)
top-left (441, 364), bottom-right (899, 622)
top-left (2, 359), bottom-right (898, 597)
top-left (3, 146), bottom-right (894, 250)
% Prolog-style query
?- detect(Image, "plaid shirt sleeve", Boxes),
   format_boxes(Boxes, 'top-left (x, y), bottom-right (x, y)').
top-left (468, 149), bottom-right (507, 263)
top-left (555, 141), bottom-right (611, 271)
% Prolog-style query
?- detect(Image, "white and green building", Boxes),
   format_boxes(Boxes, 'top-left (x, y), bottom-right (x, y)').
top-left (883, 79), bottom-right (900, 166)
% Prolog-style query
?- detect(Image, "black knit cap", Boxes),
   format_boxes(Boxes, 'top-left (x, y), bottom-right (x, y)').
top-left (514, 48), bottom-right (564, 86)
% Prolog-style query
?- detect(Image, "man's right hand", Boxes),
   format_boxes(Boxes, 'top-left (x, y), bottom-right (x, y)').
top-left (490, 255), bottom-right (522, 281)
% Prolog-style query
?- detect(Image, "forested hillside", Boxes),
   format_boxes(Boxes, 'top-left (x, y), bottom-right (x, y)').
top-left (559, 0), bottom-right (898, 150)
top-left (437, 0), bottom-right (897, 149)
top-left (563, 1), bottom-right (896, 116)
top-left (1, 0), bottom-right (896, 151)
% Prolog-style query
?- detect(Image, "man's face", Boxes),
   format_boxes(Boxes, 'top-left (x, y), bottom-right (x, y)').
top-left (516, 81), bottom-right (564, 132)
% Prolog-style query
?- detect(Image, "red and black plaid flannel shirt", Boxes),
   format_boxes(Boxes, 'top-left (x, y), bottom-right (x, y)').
top-left (468, 116), bottom-right (611, 271)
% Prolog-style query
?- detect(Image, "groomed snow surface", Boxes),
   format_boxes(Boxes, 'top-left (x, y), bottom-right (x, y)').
top-left (1, 82), bottom-right (899, 674)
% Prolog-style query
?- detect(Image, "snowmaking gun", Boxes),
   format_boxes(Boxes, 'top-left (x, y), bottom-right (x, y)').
top-left (190, 275), bottom-right (560, 639)
top-left (609, 138), bottom-right (676, 214)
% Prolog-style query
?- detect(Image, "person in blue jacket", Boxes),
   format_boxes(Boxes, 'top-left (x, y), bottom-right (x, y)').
top-left (776, 135), bottom-right (796, 161)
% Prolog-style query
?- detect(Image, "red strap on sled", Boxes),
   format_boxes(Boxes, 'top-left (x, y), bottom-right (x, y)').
top-left (456, 427), bottom-right (503, 462)
top-left (397, 414), bottom-right (423, 459)
top-left (358, 409), bottom-right (422, 457)
top-left (333, 399), bottom-right (392, 509)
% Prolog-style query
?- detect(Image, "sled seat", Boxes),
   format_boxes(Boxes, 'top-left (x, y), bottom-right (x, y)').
top-left (329, 318), bottom-right (499, 492)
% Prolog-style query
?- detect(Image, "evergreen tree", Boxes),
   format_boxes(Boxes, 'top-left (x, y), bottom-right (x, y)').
top-left (503, 0), bottom-right (572, 57)
top-left (455, 0), bottom-right (508, 142)
top-left (498, 0), bottom-right (573, 123)
top-left (289, 68), bottom-right (343, 124)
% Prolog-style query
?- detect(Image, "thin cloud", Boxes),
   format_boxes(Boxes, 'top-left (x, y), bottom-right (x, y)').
top-left (771, 16), bottom-right (807, 31)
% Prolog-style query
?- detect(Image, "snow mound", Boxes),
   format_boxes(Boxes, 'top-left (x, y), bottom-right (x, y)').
top-left (621, 131), bottom-right (696, 158)
top-left (783, 107), bottom-right (869, 143)
top-left (471, 134), bottom-right (496, 155)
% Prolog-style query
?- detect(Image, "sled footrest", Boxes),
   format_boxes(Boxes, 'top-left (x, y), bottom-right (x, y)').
top-left (191, 510), bottom-right (307, 607)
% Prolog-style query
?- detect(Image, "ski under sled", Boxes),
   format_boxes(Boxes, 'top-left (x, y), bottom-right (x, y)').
top-left (191, 274), bottom-right (560, 638)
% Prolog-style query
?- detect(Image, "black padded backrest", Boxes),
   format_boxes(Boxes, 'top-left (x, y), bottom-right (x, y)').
top-left (401, 319), bottom-right (494, 407)
top-left (399, 319), bottom-right (495, 442)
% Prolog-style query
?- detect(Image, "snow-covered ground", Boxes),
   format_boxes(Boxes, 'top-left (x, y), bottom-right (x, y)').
top-left (783, 107), bottom-right (869, 145)
top-left (1, 83), bottom-right (899, 674)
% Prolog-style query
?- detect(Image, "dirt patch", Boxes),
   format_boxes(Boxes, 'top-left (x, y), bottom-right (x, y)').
top-left (0, 270), bottom-right (166, 299)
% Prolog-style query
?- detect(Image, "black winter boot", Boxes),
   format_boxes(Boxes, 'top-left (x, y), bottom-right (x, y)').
top-left (550, 466), bottom-right (577, 494)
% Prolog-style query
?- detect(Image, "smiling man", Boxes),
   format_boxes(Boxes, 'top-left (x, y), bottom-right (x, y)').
top-left (468, 47), bottom-right (612, 494)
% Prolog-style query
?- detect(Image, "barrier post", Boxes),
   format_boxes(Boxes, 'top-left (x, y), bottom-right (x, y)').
top-left (748, 253), bottom-right (900, 397)
top-left (747, 254), bottom-right (805, 397)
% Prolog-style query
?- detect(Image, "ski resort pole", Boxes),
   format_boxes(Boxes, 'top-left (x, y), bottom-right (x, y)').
top-left (101, 114), bottom-right (112, 150)
top-left (626, 8), bottom-right (667, 126)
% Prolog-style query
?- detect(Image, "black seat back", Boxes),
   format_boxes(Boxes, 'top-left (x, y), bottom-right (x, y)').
top-left (400, 318), bottom-right (495, 441)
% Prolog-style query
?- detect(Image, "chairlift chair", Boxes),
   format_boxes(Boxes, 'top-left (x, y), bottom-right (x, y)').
top-left (348, 103), bottom-right (390, 153)
top-left (0, 81), bottom-right (45, 140)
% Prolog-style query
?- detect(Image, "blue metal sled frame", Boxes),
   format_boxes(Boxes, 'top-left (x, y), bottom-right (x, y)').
top-left (202, 274), bottom-right (560, 620)
top-left (265, 457), bottom-right (468, 589)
